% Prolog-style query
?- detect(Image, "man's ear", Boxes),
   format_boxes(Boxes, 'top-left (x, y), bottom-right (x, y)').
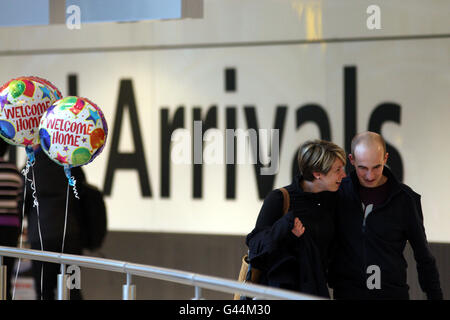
top-left (348, 153), bottom-right (355, 166)
top-left (383, 152), bottom-right (389, 165)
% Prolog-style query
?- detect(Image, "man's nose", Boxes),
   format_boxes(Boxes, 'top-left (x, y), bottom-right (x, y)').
top-left (367, 170), bottom-right (375, 180)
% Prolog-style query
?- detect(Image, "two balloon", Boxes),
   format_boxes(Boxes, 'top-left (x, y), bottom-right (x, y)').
top-left (0, 76), bottom-right (108, 178)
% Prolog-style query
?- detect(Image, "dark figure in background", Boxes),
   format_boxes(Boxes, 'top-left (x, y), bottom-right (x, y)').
top-left (0, 139), bottom-right (23, 300)
top-left (246, 140), bottom-right (347, 298)
top-left (24, 148), bottom-right (85, 300)
top-left (328, 131), bottom-right (443, 300)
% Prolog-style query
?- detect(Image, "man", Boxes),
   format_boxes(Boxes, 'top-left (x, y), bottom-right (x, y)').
top-left (0, 139), bottom-right (23, 300)
top-left (328, 131), bottom-right (442, 300)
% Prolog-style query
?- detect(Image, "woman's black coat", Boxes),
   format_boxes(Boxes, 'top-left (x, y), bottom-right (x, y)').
top-left (246, 175), bottom-right (337, 298)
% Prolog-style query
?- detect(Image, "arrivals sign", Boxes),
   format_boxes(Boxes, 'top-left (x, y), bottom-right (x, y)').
top-left (1, 27), bottom-right (448, 242)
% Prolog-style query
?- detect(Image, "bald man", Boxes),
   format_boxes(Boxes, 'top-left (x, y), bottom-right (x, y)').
top-left (328, 132), bottom-right (442, 300)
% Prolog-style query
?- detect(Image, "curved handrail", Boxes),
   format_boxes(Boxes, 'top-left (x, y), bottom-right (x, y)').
top-left (0, 246), bottom-right (324, 300)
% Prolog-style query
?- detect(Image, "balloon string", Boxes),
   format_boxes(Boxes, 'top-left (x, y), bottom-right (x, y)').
top-left (63, 176), bottom-right (79, 253)
top-left (14, 160), bottom-right (43, 300)
top-left (64, 167), bottom-right (79, 199)
top-left (12, 161), bottom-right (32, 300)
top-left (62, 183), bottom-right (69, 254)
top-left (30, 165), bottom-right (44, 300)
top-left (71, 176), bottom-right (80, 200)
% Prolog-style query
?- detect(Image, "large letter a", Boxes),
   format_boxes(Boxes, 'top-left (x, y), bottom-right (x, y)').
top-left (103, 79), bottom-right (152, 197)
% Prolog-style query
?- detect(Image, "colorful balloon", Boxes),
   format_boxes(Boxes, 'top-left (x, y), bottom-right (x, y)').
top-left (0, 76), bottom-right (62, 148)
top-left (27, 76), bottom-right (62, 100)
top-left (38, 96), bottom-right (108, 168)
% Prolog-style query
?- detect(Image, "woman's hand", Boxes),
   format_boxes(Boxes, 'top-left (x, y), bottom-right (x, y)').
top-left (291, 217), bottom-right (305, 237)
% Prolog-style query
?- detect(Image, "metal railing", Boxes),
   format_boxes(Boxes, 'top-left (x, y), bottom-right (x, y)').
top-left (0, 246), bottom-right (324, 300)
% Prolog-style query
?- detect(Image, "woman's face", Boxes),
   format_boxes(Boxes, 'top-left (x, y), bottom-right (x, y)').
top-left (317, 158), bottom-right (346, 192)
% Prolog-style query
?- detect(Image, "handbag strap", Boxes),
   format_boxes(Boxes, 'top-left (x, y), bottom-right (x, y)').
top-left (279, 187), bottom-right (290, 215)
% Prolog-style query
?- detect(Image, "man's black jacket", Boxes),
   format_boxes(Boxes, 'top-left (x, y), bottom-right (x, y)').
top-left (328, 167), bottom-right (443, 300)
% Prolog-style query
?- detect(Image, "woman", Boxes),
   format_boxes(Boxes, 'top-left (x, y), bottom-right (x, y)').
top-left (246, 139), bottom-right (346, 298)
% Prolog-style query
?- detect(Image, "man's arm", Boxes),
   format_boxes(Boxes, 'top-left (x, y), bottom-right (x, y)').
top-left (405, 190), bottom-right (443, 300)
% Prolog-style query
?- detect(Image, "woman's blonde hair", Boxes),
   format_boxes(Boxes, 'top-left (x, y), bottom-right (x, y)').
top-left (297, 139), bottom-right (346, 181)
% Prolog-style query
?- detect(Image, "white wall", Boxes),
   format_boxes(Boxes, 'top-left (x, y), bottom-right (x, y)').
top-left (0, 0), bottom-right (449, 241)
